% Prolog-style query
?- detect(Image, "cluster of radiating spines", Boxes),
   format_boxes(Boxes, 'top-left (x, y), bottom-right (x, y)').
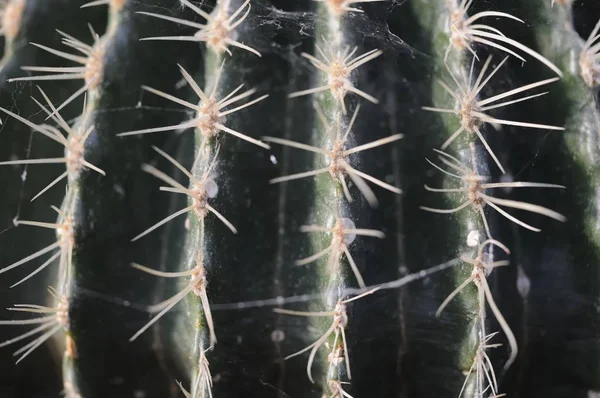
top-left (274, 289), bottom-right (376, 389)
top-left (423, 55), bottom-right (564, 174)
top-left (297, 216), bottom-right (385, 289)
top-left (0, 197), bottom-right (77, 363)
top-left (178, 348), bottom-right (213, 398)
top-left (136, 0), bottom-right (260, 57)
top-left (0, 0), bottom-right (25, 44)
top-left (446, 0), bottom-right (562, 77)
top-left (459, 331), bottom-right (504, 398)
top-left (272, 212), bottom-right (385, 393)
top-left (0, 287), bottom-right (69, 364)
top-left (437, 239), bottom-right (516, 368)
top-left (119, 62), bottom-right (269, 148)
top-left (421, 148), bottom-right (566, 238)
top-left (580, 17), bottom-right (600, 88)
top-left (0, 87), bottom-right (104, 201)
top-left (0, 186), bottom-right (78, 291)
top-left (272, 211), bottom-right (387, 392)
top-left (289, 42), bottom-right (382, 115)
top-left (264, 103), bottom-right (402, 208)
top-left (8, 25), bottom-right (105, 118)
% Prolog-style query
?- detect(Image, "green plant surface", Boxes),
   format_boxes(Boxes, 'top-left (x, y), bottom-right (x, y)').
top-left (0, 1), bottom-right (598, 398)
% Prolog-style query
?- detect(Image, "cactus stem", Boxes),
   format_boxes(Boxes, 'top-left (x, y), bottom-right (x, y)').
top-left (0, 287), bottom-right (68, 364)
top-left (8, 27), bottom-right (105, 119)
top-left (316, 0), bottom-right (386, 17)
top-left (420, 148), bottom-right (566, 234)
top-left (0, 88), bottom-right (104, 201)
top-left (447, 0), bottom-right (562, 77)
top-left (288, 45), bottom-right (382, 113)
top-left (129, 2), bottom-right (267, 393)
top-left (138, 0), bottom-right (260, 57)
top-left (423, 55), bottom-right (564, 173)
top-left (264, 105), bottom-right (402, 207)
top-left (118, 64), bottom-right (269, 148)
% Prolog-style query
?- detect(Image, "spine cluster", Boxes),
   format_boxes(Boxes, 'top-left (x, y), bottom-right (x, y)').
top-left (0, 0), bottom-right (129, 395)
top-left (267, 1), bottom-right (402, 395)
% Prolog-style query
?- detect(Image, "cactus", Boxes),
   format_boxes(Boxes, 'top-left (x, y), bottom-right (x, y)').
top-left (0, 0), bottom-right (599, 397)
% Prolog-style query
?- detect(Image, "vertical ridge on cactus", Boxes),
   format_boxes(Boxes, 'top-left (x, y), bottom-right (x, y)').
top-left (8, 26), bottom-right (106, 117)
top-left (446, 0), bottom-right (563, 76)
top-left (125, 1), bottom-right (273, 396)
top-left (0, 1), bottom-right (208, 395)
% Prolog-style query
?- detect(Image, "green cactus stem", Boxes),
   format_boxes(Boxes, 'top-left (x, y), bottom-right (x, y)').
top-left (0, 0), bottom-right (593, 397)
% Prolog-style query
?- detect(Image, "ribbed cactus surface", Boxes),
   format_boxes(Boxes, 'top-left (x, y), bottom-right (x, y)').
top-left (0, 1), bottom-right (598, 398)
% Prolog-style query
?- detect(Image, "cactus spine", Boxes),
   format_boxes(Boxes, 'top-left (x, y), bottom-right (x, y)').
top-left (118, 0), bottom-right (272, 396)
